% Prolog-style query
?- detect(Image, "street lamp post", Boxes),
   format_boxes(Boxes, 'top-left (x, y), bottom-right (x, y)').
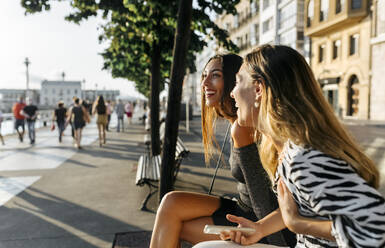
top-left (82, 79), bottom-right (86, 99)
top-left (24, 57), bottom-right (30, 99)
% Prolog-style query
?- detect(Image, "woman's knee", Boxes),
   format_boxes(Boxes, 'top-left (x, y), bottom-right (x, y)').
top-left (158, 191), bottom-right (188, 217)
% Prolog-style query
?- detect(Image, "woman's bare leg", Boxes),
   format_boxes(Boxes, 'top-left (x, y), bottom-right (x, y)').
top-left (97, 124), bottom-right (102, 146)
top-left (102, 124), bottom-right (106, 144)
top-left (150, 191), bottom-right (221, 248)
top-left (180, 216), bottom-right (219, 244)
top-left (78, 128), bottom-right (83, 148)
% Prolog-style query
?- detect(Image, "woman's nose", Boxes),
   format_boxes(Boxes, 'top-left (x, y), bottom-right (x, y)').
top-left (201, 75), bottom-right (210, 87)
top-left (230, 90), bottom-right (235, 99)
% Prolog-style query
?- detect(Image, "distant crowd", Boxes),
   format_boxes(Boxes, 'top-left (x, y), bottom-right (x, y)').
top-left (0, 96), bottom-right (145, 148)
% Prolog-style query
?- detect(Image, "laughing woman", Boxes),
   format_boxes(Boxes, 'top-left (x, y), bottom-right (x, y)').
top-left (149, 54), bottom-right (295, 248)
top-left (196, 45), bottom-right (385, 247)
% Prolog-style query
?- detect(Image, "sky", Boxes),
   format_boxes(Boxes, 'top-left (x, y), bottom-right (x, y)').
top-left (0, 1), bottom-right (144, 98)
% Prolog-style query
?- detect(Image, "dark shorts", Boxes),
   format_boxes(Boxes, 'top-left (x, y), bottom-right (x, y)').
top-left (14, 119), bottom-right (25, 130)
top-left (211, 197), bottom-right (257, 226)
top-left (211, 197), bottom-right (269, 244)
top-left (73, 121), bottom-right (85, 130)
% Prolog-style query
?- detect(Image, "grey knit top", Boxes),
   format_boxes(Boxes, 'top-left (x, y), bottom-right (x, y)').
top-left (229, 142), bottom-right (296, 247)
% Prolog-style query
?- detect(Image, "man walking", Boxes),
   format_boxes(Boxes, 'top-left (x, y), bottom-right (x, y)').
top-left (115, 99), bottom-right (125, 132)
top-left (12, 97), bottom-right (26, 142)
top-left (21, 98), bottom-right (38, 144)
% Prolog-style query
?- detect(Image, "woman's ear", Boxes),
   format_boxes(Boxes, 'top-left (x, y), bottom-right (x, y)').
top-left (255, 80), bottom-right (263, 99)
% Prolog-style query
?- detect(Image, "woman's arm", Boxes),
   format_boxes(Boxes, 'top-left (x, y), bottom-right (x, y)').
top-left (278, 179), bottom-right (335, 241)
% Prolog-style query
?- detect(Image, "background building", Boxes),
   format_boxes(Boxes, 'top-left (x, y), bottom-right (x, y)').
top-left (305, 0), bottom-right (371, 119)
top-left (370, 0), bottom-right (385, 120)
top-left (40, 80), bottom-right (81, 107)
top-left (0, 89), bottom-right (39, 112)
top-left (83, 89), bottom-right (120, 103)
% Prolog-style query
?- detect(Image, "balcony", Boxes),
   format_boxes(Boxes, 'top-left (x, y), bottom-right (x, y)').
top-left (304, 0), bottom-right (368, 37)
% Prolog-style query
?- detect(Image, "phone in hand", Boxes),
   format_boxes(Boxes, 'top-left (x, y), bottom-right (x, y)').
top-left (203, 225), bottom-right (255, 235)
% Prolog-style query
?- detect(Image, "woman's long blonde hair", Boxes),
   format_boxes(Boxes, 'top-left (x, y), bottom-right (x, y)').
top-left (201, 54), bottom-right (242, 164)
top-left (244, 45), bottom-right (379, 188)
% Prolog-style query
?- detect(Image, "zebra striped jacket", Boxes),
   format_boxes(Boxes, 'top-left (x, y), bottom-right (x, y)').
top-left (273, 141), bottom-right (385, 248)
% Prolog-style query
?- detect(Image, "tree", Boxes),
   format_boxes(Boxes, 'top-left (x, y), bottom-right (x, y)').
top-left (159, 0), bottom-right (192, 199)
top-left (21, 0), bottom-right (240, 182)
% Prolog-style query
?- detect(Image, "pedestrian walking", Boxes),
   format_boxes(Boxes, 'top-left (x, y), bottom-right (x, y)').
top-left (115, 99), bottom-right (125, 132)
top-left (106, 100), bottom-right (113, 131)
top-left (12, 97), bottom-right (26, 142)
top-left (0, 110), bottom-right (5, 145)
top-left (52, 101), bottom-right (67, 143)
top-left (92, 95), bottom-right (108, 147)
top-left (124, 101), bottom-right (133, 124)
top-left (21, 98), bottom-right (38, 145)
top-left (66, 98), bottom-right (89, 149)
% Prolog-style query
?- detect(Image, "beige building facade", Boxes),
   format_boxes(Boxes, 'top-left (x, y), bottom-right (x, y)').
top-left (370, 0), bottom-right (385, 120)
top-left (305, 0), bottom-right (371, 119)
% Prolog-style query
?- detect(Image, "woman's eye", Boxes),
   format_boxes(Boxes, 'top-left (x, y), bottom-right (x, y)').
top-left (212, 73), bottom-right (220, 78)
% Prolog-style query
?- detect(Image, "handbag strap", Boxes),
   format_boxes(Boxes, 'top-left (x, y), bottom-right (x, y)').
top-left (208, 122), bottom-right (231, 195)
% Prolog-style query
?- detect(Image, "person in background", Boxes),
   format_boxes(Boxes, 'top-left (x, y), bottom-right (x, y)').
top-left (21, 97), bottom-right (38, 145)
top-left (0, 109), bottom-right (5, 145)
top-left (125, 101), bottom-right (133, 124)
top-left (92, 95), bottom-right (108, 147)
top-left (115, 99), bottom-right (125, 132)
top-left (106, 100), bottom-right (112, 131)
top-left (66, 97), bottom-right (88, 149)
top-left (53, 101), bottom-right (67, 143)
top-left (12, 97), bottom-right (26, 142)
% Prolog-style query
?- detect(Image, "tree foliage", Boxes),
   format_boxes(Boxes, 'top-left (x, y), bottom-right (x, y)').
top-left (21, 0), bottom-right (240, 96)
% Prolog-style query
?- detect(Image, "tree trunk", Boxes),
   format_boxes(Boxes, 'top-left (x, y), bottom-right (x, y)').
top-left (150, 42), bottom-right (161, 156)
top-left (159, 0), bottom-right (193, 201)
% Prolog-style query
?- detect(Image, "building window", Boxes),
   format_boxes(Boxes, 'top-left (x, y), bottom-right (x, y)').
top-left (251, 0), bottom-right (259, 15)
top-left (263, 17), bottom-right (273, 33)
top-left (52, 89), bottom-right (55, 94)
top-left (234, 14), bottom-right (239, 28)
top-left (320, 0), bottom-right (329, 22)
top-left (351, 0), bottom-right (361, 9)
top-left (332, 40), bottom-right (341, 59)
top-left (278, 1), bottom-right (296, 30)
top-left (263, 0), bottom-right (271, 10)
top-left (307, 0), bottom-right (314, 27)
top-left (250, 24), bottom-right (258, 46)
top-left (377, 0), bottom-right (385, 35)
top-left (347, 75), bottom-right (359, 116)
top-left (318, 44), bottom-right (325, 63)
top-left (74, 89), bottom-right (78, 95)
top-left (349, 34), bottom-right (359, 55)
top-left (336, 0), bottom-right (344, 13)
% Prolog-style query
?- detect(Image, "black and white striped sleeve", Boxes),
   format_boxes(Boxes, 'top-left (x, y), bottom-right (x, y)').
top-left (289, 150), bottom-right (385, 247)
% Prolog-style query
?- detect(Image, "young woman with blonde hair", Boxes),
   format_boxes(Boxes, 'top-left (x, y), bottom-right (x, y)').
top-left (150, 53), bottom-right (295, 248)
top-left (195, 45), bottom-right (385, 247)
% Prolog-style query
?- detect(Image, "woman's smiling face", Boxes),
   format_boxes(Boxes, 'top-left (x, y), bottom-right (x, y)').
top-left (201, 59), bottom-right (224, 108)
top-left (231, 63), bottom-right (259, 127)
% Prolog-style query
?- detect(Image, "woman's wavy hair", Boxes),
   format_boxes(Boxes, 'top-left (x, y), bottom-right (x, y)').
top-left (201, 54), bottom-right (242, 164)
top-left (244, 44), bottom-right (379, 188)
top-left (95, 95), bottom-right (106, 114)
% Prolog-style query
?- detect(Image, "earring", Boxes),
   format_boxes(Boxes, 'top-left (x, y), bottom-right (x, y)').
top-left (254, 101), bottom-right (260, 108)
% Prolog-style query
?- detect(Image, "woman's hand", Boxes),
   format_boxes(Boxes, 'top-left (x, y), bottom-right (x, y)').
top-left (219, 214), bottom-right (264, 245)
top-left (277, 178), bottom-right (301, 232)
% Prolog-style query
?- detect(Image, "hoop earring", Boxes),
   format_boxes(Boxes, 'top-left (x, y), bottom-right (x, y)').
top-left (254, 101), bottom-right (260, 108)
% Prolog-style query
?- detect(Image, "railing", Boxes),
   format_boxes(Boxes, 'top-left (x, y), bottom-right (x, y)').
top-left (1, 110), bottom-right (54, 135)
